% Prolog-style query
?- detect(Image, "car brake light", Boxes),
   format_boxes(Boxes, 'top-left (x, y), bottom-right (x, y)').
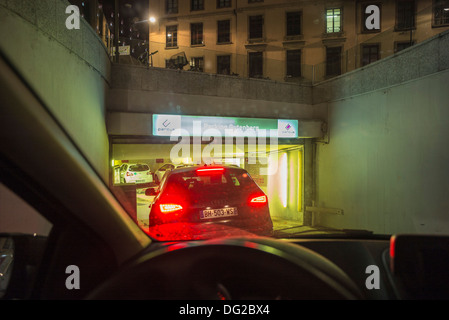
top-left (126, 172), bottom-right (133, 176)
top-left (196, 167), bottom-right (225, 175)
top-left (159, 204), bottom-right (183, 213)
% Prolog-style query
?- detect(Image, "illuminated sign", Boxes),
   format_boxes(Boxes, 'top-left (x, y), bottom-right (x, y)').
top-left (152, 114), bottom-right (298, 138)
top-left (112, 45), bottom-right (131, 56)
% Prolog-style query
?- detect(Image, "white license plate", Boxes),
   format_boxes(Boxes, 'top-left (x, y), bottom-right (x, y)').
top-left (200, 207), bottom-right (238, 219)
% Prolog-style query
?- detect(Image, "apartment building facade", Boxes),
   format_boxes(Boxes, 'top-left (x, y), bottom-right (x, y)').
top-left (147, 0), bottom-right (449, 82)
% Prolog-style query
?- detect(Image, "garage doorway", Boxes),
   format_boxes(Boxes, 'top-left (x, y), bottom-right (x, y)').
top-left (110, 139), bottom-right (304, 232)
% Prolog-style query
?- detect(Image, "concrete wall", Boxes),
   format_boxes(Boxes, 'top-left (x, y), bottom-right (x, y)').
top-left (107, 64), bottom-right (325, 121)
top-left (313, 30), bottom-right (449, 235)
top-left (0, 0), bottom-right (111, 180)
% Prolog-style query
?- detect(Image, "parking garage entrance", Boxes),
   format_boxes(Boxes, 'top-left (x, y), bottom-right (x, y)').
top-left (108, 114), bottom-right (323, 233)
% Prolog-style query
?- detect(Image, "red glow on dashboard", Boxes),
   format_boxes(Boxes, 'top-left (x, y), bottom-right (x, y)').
top-left (390, 235), bottom-right (396, 258)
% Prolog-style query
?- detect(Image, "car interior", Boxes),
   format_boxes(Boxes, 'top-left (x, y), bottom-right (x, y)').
top-left (1, 40), bottom-right (449, 302)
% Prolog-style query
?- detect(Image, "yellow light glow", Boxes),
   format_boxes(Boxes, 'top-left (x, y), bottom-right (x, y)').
top-left (280, 153), bottom-right (287, 208)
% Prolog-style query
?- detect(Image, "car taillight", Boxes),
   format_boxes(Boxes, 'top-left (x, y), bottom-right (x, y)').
top-left (248, 194), bottom-right (268, 207)
top-left (250, 195), bottom-right (267, 203)
top-left (159, 204), bottom-right (183, 213)
top-left (126, 172), bottom-right (133, 176)
top-left (147, 171), bottom-right (151, 175)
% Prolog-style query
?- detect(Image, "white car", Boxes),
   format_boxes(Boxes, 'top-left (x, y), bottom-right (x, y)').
top-left (119, 163), bottom-right (153, 184)
top-left (153, 163), bottom-right (187, 184)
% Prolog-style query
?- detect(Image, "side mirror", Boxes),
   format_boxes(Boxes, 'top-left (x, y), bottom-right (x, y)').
top-left (0, 237), bottom-right (14, 299)
top-left (0, 234), bottom-right (48, 300)
top-left (145, 188), bottom-right (158, 196)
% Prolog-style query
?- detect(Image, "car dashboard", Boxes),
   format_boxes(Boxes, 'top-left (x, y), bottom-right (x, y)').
top-left (86, 234), bottom-right (449, 300)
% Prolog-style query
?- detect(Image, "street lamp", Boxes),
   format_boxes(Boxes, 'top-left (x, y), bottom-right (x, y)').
top-left (133, 16), bottom-right (157, 67)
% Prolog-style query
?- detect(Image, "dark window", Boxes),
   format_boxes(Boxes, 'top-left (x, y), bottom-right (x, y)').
top-left (326, 8), bottom-right (342, 33)
top-left (217, 0), bottom-right (231, 8)
top-left (286, 50), bottom-right (301, 77)
top-left (191, 23), bottom-right (204, 45)
top-left (191, 0), bottom-right (204, 11)
top-left (362, 44), bottom-right (380, 66)
top-left (326, 46), bottom-right (341, 76)
top-left (129, 164), bottom-right (150, 172)
top-left (362, 3), bottom-right (381, 32)
top-left (249, 52), bottom-right (263, 78)
top-left (395, 41), bottom-right (415, 52)
top-left (168, 169), bottom-right (257, 194)
top-left (286, 12), bottom-right (301, 36)
top-left (217, 55), bottom-right (231, 75)
top-left (166, 0), bottom-right (178, 14)
top-left (396, 0), bottom-right (415, 30)
top-left (433, 0), bottom-right (449, 26)
top-left (190, 57), bottom-right (204, 72)
top-left (217, 20), bottom-right (231, 43)
top-left (166, 25), bottom-right (178, 47)
top-left (249, 15), bottom-right (264, 39)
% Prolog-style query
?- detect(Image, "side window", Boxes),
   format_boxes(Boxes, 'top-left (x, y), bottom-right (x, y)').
top-left (0, 182), bottom-right (52, 299)
top-left (0, 183), bottom-right (52, 236)
top-left (231, 176), bottom-right (241, 186)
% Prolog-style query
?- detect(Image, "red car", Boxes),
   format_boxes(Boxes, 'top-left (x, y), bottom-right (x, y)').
top-left (146, 165), bottom-right (273, 240)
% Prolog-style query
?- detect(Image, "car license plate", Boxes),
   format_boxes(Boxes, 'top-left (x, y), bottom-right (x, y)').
top-left (200, 207), bottom-right (238, 219)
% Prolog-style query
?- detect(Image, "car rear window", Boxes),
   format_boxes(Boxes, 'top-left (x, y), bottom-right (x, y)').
top-left (167, 169), bottom-right (256, 193)
top-left (129, 164), bottom-right (149, 172)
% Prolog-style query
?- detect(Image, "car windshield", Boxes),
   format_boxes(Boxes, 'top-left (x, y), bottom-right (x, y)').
top-left (2, 0), bottom-right (449, 244)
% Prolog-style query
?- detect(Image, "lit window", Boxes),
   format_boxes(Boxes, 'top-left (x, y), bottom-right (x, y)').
top-left (166, 25), bottom-right (177, 47)
top-left (326, 8), bottom-right (342, 33)
top-left (190, 57), bottom-right (204, 72)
